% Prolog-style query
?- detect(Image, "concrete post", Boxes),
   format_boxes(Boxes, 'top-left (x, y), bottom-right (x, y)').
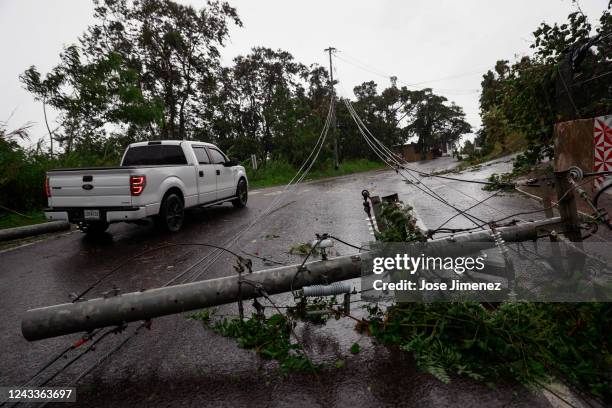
top-left (21, 217), bottom-right (563, 341)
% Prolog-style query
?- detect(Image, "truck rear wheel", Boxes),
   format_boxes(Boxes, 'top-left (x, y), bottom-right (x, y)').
top-left (232, 179), bottom-right (248, 208)
top-left (157, 193), bottom-right (184, 232)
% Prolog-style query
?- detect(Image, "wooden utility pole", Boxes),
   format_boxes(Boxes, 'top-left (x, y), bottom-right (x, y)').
top-left (554, 171), bottom-right (582, 242)
top-left (324, 46), bottom-right (339, 170)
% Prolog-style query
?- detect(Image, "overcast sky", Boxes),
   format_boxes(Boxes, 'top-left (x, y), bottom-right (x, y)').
top-left (0, 0), bottom-right (608, 147)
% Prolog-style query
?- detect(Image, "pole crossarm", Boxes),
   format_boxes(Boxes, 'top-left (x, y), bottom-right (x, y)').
top-left (22, 217), bottom-right (563, 341)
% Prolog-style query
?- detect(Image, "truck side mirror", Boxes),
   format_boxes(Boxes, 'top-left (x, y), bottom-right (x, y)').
top-left (224, 158), bottom-right (239, 167)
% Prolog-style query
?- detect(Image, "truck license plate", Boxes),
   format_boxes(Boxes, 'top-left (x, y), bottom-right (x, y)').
top-left (84, 209), bottom-right (100, 220)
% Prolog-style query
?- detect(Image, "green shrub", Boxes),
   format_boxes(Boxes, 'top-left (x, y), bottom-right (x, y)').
top-left (364, 302), bottom-right (611, 402)
top-left (190, 312), bottom-right (317, 374)
top-left (0, 134), bottom-right (120, 214)
top-left (375, 202), bottom-right (426, 242)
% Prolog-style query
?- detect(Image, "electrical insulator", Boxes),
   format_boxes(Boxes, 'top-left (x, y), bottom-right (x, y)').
top-left (301, 282), bottom-right (351, 297)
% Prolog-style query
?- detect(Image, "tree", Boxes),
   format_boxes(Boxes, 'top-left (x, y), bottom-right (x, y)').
top-left (22, 46), bottom-right (164, 158)
top-left (81, 0), bottom-right (241, 139)
top-left (338, 82), bottom-right (471, 161)
top-left (229, 47), bottom-right (309, 163)
top-left (404, 89), bottom-right (471, 156)
top-left (478, 2), bottom-right (611, 167)
top-left (461, 139), bottom-right (475, 156)
top-left (344, 81), bottom-right (417, 159)
top-left (21, 0), bottom-right (242, 157)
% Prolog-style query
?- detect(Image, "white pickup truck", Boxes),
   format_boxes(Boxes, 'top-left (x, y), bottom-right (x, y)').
top-left (44, 140), bottom-right (248, 234)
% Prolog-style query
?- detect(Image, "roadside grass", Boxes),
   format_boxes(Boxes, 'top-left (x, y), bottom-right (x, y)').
top-left (0, 210), bottom-right (47, 230)
top-left (246, 159), bottom-right (386, 189)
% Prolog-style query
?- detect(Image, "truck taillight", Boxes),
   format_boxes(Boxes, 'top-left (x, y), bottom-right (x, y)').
top-left (130, 175), bottom-right (146, 196)
top-left (44, 176), bottom-right (51, 197)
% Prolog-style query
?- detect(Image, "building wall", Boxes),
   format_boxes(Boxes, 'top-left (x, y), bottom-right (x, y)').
top-left (393, 144), bottom-right (432, 162)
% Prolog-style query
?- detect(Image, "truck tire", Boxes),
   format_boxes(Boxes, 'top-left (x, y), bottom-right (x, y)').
top-left (81, 221), bottom-right (109, 235)
top-left (157, 193), bottom-right (184, 232)
top-left (232, 178), bottom-right (248, 208)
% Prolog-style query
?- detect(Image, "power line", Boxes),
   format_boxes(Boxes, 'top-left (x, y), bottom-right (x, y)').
top-left (343, 98), bottom-right (488, 228)
top-left (334, 53), bottom-right (481, 137)
top-left (35, 324), bottom-right (147, 408)
top-left (434, 191), bottom-right (502, 231)
top-left (341, 97), bottom-right (577, 233)
top-left (328, 235), bottom-right (367, 251)
top-left (571, 69), bottom-right (612, 87)
top-left (335, 50), bottom-right (487, 89)
top-left (337, 72), bottom-right (548, 232)
top-left (406, 170), bottom-right (514, 187)
top-left (333, 53), bottom-right (391, 80)
top-left (429, 177), bottom-right (598, 236)
top-left (36, 328), bottom-right (119, 387)
top-left (63, 324), bottom-right (145, 390)
top-left (557, 65), bottom-right (580, 116)
top-left (336, 54), bottom-right (480, 94)
top-left (408, 69), bottom-right (489, 86)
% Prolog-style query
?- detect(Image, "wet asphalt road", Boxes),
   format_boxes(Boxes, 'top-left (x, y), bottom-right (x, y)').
top-left (0, 156), bottom-right (556, 407)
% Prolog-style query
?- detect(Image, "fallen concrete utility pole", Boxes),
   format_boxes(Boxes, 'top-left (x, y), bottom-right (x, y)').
top-left (22, 217), bottom-right (563, 341)
top-left (0, 220), bottom-right (69, 242)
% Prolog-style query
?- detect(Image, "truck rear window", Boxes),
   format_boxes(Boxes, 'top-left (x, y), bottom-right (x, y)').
top-left (122, 145), bottom-right (188, 166)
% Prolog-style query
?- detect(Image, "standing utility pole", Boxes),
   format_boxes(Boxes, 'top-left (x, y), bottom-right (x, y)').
top-left (324, 46), bottom-right (339, 170)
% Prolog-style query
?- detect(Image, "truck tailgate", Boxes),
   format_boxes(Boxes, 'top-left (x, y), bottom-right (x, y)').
top-left (48, 168), bottom-right (133, 208)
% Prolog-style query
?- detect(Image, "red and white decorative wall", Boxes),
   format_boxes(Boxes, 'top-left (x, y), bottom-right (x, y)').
top-left (594, 115), bottom-right (612, 190)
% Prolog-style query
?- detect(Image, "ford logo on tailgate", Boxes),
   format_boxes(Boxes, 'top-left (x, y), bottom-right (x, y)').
top-left (82, 184), bottom-right (94, 190)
